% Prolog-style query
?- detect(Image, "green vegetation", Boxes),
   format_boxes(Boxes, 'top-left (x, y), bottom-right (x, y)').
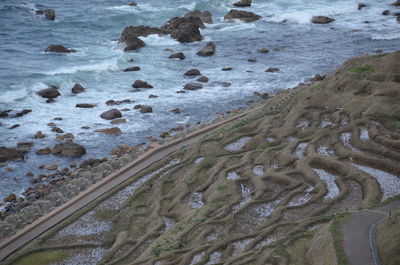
top-left (13, 250), bottom-right (68, 265)
top-left (351, 65), bottom-right (374, 74)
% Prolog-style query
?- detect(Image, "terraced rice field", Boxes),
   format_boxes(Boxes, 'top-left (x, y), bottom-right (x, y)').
top-left (5, 53), bottom-right (400, 265)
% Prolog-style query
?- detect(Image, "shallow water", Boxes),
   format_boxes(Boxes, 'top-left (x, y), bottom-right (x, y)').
top-left (1, 0), bottom-right (399, 197)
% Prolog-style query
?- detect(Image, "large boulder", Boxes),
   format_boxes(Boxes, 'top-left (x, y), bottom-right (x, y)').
top-left (197, 42), bottom-right (216, 57)
top-left (52, 142), bottom-right (86, 158)
top-left (100, 109), bottom-right (122, 120)
top-left (161, 16), bottom-right (204, 43)
top-left (224, 9), bottom-right (261, 22)
top-left (45, 44), bottom-right (76, 53)
top-left (37, 87), bottom-right (60, 99)
top-left (311, 16), bottom-right (335, 24)
top-left (233, 0), bottom-right (252, 7)
top-left (132, 80), bottom-right (153, 89)
top-left (121, 35), bottom-right (146, 52)
top-left (0, 147), bottom-right (24, 162)
top-left (184, 10), bottom-right (213, 24)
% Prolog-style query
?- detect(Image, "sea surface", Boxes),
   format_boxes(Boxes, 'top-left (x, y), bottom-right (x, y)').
top-left (0, 0), bottom-right (399, 199)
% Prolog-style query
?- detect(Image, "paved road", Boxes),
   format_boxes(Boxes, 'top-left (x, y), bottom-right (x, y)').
top-left (342, 200), bottom-right (400, 265)
top-left (0, 109), bottom-right (250, 262)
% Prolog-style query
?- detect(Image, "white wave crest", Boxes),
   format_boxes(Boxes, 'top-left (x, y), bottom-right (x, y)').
top-left (140, 35), bottom-right (180, 46)
top-left (43, 59), bottom-right (120, 75)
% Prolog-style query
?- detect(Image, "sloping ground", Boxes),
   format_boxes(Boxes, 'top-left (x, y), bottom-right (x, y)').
top-left (376, 206), bottom-right (400, 265)
top-left (4, 52), bottom-right (400, 265)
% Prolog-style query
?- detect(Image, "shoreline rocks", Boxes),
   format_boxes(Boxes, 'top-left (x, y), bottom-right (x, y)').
top-left (197, 42), bottom-right (216, 57)
top-left (0, 147), bottom-right (24, 162)
top-left (52, 142), bottom-right (86, 158)
top-left (224, 9), bottom-right (261, 23)
top-left (45, 44), bottom-right (76, 53)
top-left (161, 16), bottom-right (204, 43)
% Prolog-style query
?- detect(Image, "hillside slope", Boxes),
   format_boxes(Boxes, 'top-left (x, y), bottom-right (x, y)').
top-left (5, 51), bottom-right (400, 265)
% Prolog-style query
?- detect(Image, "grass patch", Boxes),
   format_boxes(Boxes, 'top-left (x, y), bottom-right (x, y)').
top-left (372, 53), bottom-right (388, 58)
top-left (12, 250), bottom-right (68, 265)
top-left (93, 209), bottom-right (118, 221)
top-left (351, 65), bottom-right (374, 74)
top-left (309, 82), bottom-right (327, 92)
top-left (330, 212), bottom-right (353, 265)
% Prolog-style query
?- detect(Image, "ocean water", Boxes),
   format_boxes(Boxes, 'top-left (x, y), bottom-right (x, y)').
top-left (0, 0), bottom-right (399, 199)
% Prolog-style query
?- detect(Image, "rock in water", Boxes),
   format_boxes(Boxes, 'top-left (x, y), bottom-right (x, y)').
top-left (132, 80), bottom-right (153, 89)
top-left (311, 16), bottom-right (335, 24)
top-left (161, 16), bottom-right (204, 43)
top-left (197, 42), bottom-right (216, 57)
top-left (52, 142), bottom-right (86, 158)
top-left (76, 104), bottom-right (96, 108)
top-left (224, 9), bottom-right (261, 23)
top-left (184, 10), bottom-right (213, 24)
top-left (233, 0), bottom-right (252, 7)
top-left (169, 52), bottom-right (185, 60)
top-left (37, 87), bottom-right (60, 99)
top-left (184, 83), bottom-right (203, 91)
top-left (139, 105), bottom-right (153, 114)
top-left (45, 44), bottom-right (75, 53)
top-left (94, 127), bottom-right (122, 135)
top-left (0, 147), bottom-right (24, 162)
top-left (100, 109), bottom-right (122, 120)
top-left (123, 66), bottom-right (141, 72)
top-left (120, 25), bottom-right (166, 39)
top-left (71, 83), bottom-right (85, 94)
top-left (36, 9), bottom-right (56, 21)
top-left (121, 35), bottom-right (146, 52)
top-left (392, 0), bottom-right (400, 6)
top-left (184, 69), bottom-right (201, 76)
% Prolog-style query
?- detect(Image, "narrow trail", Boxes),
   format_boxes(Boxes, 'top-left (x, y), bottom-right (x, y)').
top-left (342, 200), bottom-right (400, 265)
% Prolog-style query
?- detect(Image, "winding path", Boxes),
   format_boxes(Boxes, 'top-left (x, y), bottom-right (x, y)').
top-left (342, 200), bottom-right (400, 265)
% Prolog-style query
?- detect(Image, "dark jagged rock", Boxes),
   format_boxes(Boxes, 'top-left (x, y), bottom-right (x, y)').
top-left (100, 109), bottom-right (122, 120)
top-left (71, 83), bottom-right (85, 94)
top-left (184, 10), bottom-right (213, 24)
top-left (311, 16), bottom-right (335, 24)
top-left (224, 9), bottom-right (261, 22)
top-left (36, 9), bottom-right (56, 21)
top-left (45, 44), bottom-right (76, 53)
top-left (120, 25), bottom-right (166, 39)
top-left (197, 42), bottom-right (216, 57)
top-left (0, 147), bottom-right (24, 162)
top-left (184, 83), bottom-right (203, 91)
top-left (37, 87), bottom-right (60, 99)
top-left (123, 66), bottom-right (141, 72)
top-left (132, 80), bottom-right (153, 89)
top-left (121, 35), bottom-right (146, 52)
top-left (161, 16), bottom-right (204, 43)
top-left (169, 52), bottom-right (185, 60)
top-left (184, 69), bottom-right (201, 76)
top-left (52, 142), bottom-right (86, 158)
top-left (233, 0), bottom-right (252, 7)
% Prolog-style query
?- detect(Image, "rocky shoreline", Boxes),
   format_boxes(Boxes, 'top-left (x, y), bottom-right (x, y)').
top-left (0, 0), bottom-right (399, 241)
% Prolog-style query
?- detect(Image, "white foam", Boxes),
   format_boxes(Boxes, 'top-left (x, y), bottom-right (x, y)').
top-left (141, 35), bottom-right (180, 46)
top-left (313, 169), bottom-right (340, 200)
top-left (216, 21), bottom-right (256, 32)
top-left (0, 87), bottom-right (30, 103)
top-left (44, 58), bottom-right (120, 75)
top-left (351, 164), bottom-right (400, 201)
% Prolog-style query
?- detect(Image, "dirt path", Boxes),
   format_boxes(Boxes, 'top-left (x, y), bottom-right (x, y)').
top-left (342, 200), bottom-right (400, 265)
top-left (0, 106), bottom-right (257, 262)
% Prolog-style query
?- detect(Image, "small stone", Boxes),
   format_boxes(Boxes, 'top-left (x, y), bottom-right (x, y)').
top-left (248, 58), bottom-right (257, 62)
top-left (169, 52), bottom-right (185, 60)
top-left (38, 87), bottom-right (60, 99)
top-left (358, 3), bottom-right (367, 10)
top-left (184, 69), bottom-right (201, 76)
top-left (26, 171), bottom-right (34, 177)
top-left (9, 124), bottom-right (20, 129)
top-left (184, 83), bottom-right (203, 91)
top-left (34, 131), bottom-right (46, 139)
top-left (382, 10), bottom-right (390, 16)
top-left (53, 117), bottom-right (63, 120)
top-left (266, 67), bottom-right (280, 73)
top-left (4, 193), bottom-right (16, 203)
top-left (123, 66), bottom-right (141, 72)
top-left (76, 103), bottom-right (96, 108)
top-left (257, 48), bottom-right (269, 53)
top-left (222, 67), bottom-right (233, 71)
top-left (100, 109), bottom-right (122, 120)
top-left (51, 127), bottom-right (64, 133)
top-left (36, 147), bottom-right (52, 155)
top-left (197, 76), bottom-right (209, 83)
top-left (111, 118), bottom-right (126, 124)
top-left (139, 105), bottom-right (153, 114)
top-left (81, 126), bottom-right (90, 130)
top-left (197, 42), bottom-right (216, 57)
top-left (311, 16), bottom-right (335, 24)
top-left (46, 164), bottom-right (58, 170)
top-left (132, 80), bottom-right (153, 89)
top-left (149, 94), bottom-right (159, 98)
top-left (171, 108), bottom-right (181, 114)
